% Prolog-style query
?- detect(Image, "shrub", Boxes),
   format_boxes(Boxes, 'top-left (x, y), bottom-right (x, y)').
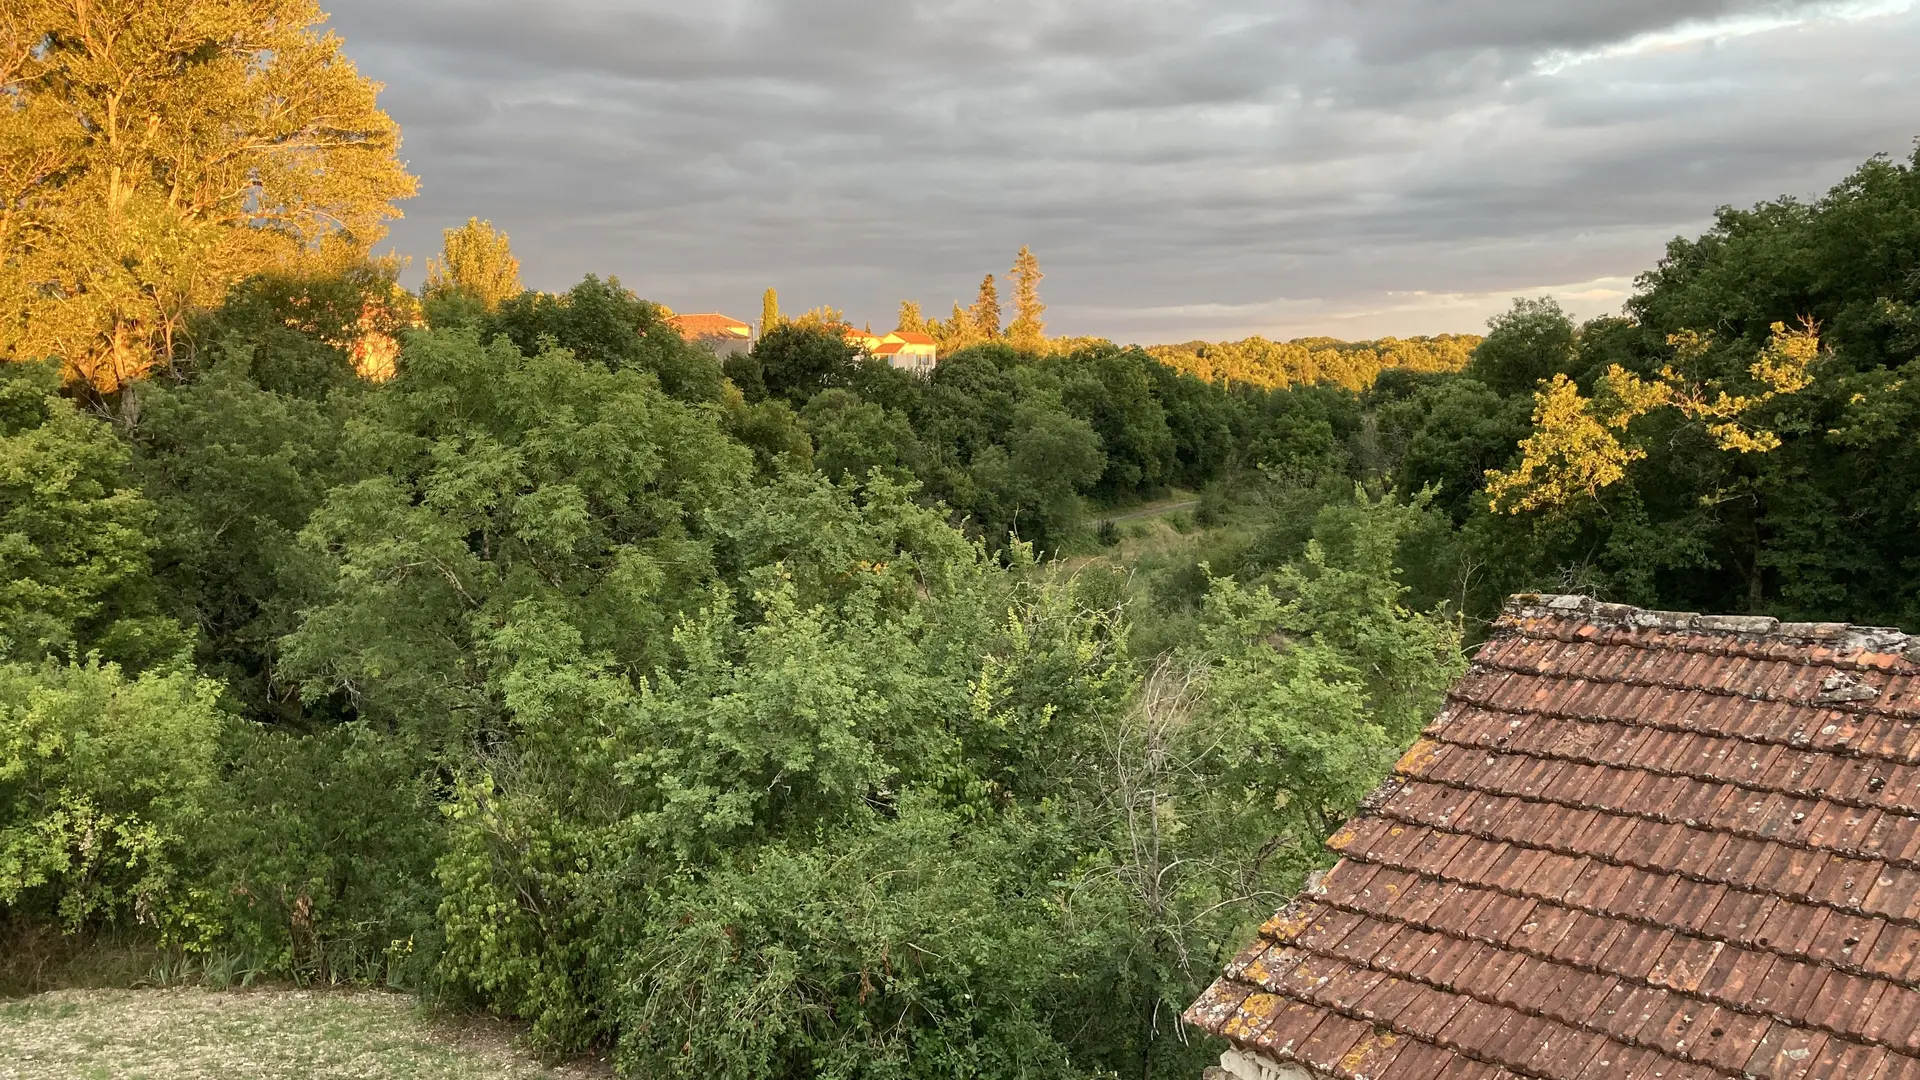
top-left (611, 800), bottom-right (1083, 1080)
top-left (0, 661), bottom-right (223, 935)
top-left (196, 722), bottom-right (444, 986)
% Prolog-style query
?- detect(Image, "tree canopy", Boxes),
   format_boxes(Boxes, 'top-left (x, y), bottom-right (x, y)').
top-left (422, 217), bottom-right (521, 310)
top-left (0, 0), bottom-right (416, 389)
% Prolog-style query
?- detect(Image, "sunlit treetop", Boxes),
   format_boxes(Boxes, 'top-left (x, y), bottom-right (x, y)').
top-left (423, 217), bottom-right (521, 311)
top-left (0, 0), bottom-right (417, 389)
top-left (1485, 320), bottom-right (1823, 514)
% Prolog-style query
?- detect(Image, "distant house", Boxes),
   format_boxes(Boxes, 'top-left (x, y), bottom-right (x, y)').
top-left (670, 313), bottom-right (754, 358)
top-left (1186, 593), bottom-right (1920, 1080)
top-left (882, 331), bottom-right (939, 373)
top-left (847, 328), bottom-right (940, 374)
top-left (844, 328), bottom-right (887, 354)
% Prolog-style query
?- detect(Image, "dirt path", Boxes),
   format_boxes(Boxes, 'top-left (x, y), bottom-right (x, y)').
top-left (0, 987), bottom-right (609, 1080)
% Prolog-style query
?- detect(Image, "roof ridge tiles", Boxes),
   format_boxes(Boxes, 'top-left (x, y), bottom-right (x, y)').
top-left (1450, 664), bottom-right (1920, 726)
top-left (1504, 594), bottom-right (1920, 667)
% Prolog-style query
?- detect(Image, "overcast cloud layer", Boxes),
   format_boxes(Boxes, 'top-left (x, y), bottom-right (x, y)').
top-left (322, 0), bottom-right (1920, 343)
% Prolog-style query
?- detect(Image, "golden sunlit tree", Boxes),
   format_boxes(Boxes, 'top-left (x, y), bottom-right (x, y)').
top-left (0, 0), bottom-right (417, 389)
top-left (1485, 320), bottom-right (1821, 514)
top-left (1006, 246), bottom-right (1045, 352)
top-left (423, 217), bottom-right (520, 309)
top-left (969, 274), bottom-right (1001, 339)
top-left (897, 299), bottom-right (925, 333)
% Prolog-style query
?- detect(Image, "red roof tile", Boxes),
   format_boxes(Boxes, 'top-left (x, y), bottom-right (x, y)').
top-left (667, 312), bottom-right (750, 339)
top-left (1186, 594), bottom-right (1920, 1080)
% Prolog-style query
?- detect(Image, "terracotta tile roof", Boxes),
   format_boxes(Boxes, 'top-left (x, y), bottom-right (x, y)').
top-left (668, 313), bottom-right (751, 339)
top-left (873, 341), bottom-right (905, 355)
top-left (1186, 594), bottom-right (1920, 1080)
top-left (889, 330), bottom-right (937, 346)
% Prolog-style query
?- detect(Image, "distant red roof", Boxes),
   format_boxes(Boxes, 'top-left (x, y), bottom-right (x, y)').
top-left (873, 342), bottom-right (904, 355)
top-left (1187, 593), bottom-right (1920, 1080)
top-left (890, 330), bottom-right (937, 346)
top-left (669, 313), bottom-right (751, 339)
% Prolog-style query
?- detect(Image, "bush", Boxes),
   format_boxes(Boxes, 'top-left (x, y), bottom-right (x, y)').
top-left (196, 722), bottom-right (444, 986)
top-left (1195, 483), bottom-right (1229, 527)
top-left (1096, 519), bottom-right (1121, 546)
top-left (0, 661), bottom-right (224, 935)
top-left (611, 801), bottom-right (1084, 1080)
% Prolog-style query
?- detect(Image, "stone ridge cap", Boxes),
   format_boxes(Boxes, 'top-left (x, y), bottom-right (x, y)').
top-left (1502, 592), bottom-right (1919, 658)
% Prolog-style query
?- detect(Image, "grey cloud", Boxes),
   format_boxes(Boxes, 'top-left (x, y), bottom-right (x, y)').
top-left (328, 0), bottom-right (1920, 342)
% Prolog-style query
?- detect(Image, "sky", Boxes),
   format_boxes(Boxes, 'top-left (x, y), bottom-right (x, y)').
top-left (321, 0), bottom-right (1920, 345)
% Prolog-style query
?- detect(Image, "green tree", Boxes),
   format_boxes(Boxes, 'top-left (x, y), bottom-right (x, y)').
top-left (968, 401), bottom-right (1105, 549)
top-left (1006, 246), bottom-right (1046, 352)
top-left (1050, 345), bottom-right (1177, 497)
top-left (279, 327), bottom-right (751, 753)
top-left (1467, 297), bottom-right (1579, 397)
top-left (747, 321), bottom-right (862, 406)
top-left (969, 274), bottom-right (1002, 339)
top-left (489, 275), bottom-right (725, 403)
top-left (800, 388), bottom-right (921, 483)
top-left (182, 268), bottom-right (397, 399)
top-left (1381, 377), bottom-right (1531, 523)
top-left (198, 720), bottom-right (443, 984)
top-left (423, 218), bottom-right (521, 310)
top-left (0, 0), bottom-right (417, 389)
top-left (124, 351), bottom-right (352, 721)
top-left (0, 361), bottom-right (184, 668)
top-left (761, 287), bottom-right (780, 333)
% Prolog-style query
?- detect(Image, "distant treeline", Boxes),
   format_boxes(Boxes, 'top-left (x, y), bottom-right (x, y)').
top-left (1148, 333), bottom-right (1481, 390)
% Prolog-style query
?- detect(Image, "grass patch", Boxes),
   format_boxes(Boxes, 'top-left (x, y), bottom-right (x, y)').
top-left (0, 988), bottom-right (609, 1079)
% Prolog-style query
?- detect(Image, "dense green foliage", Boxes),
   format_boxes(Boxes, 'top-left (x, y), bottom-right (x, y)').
top-left (1369, 148), bottom-right (1920, 628)
top-left (4, 146), bottom-right (1920, 1080)
top-left (0, 661), bottom-right (222, 932)
top-left (0, 361), bottom-right (187, 669)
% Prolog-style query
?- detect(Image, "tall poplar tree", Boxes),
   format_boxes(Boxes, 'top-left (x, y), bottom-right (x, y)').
top-left (423, 218), bottom-right (521, 309)
top-left (762, 288), bottom-right (780, 333)
top-left (0, 0), bottom-right (417, 389)
top-left (897, 300), bottom-right (926, 333)
top-left (1007, 247), bottom-right (1046, 352)
top-left (969, 274), bottom-right (1002, 339)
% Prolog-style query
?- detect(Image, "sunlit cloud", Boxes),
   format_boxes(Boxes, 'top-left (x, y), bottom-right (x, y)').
top-left (1073, 276), bottom-right (1640, 344)
top-left (1534, 0), bottom-right (1918, 75)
